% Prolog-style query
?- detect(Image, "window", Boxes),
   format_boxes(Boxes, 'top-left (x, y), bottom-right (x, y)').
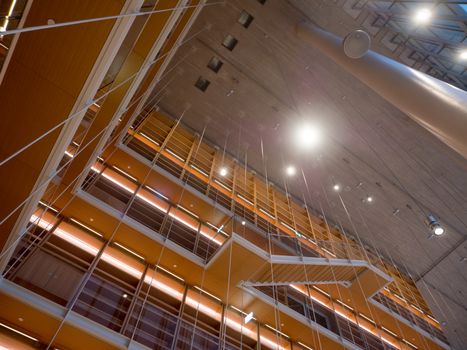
top-left (207, 56), bottom-right (223, 73)
top-left (195, 77), bottom-right (210, 92)
top-left (238, 11), bottom-right (254, 28)
top-left (222, 34), bottom-right (238, 51)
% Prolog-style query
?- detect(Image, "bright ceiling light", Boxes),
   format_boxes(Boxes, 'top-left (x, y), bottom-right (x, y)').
top-left (366, 196), bottom-right (373, 203)
top-left (427, 214), bottom-right (445, 236)
top-left (241, 220), bottom-right (246, 226)
top-left (286, 165), bottom-right (296, 176)
top-left (459, 50), bottom-right (467, 60)
top-left (219, 167), bottom-right (228, 177)
top-left (414, 8), bottom-right (432, 24)
top-left (333, 184), bottom-right (340, 191)
top-left (295, 123), bottom-right (321, 149)
top-left (433, 225), bottom-right (445, 236)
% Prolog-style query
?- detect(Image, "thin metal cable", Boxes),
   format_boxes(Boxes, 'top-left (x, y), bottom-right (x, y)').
top-left (0, 59), bottom-right (184, 263)
top-left (43, 106), bottom-right (189, 349)
top-left (0, 2), bottom-right (223, 36)
top-left (278, 154), bottom-right (324, 350)
top-left (0, 23), bottom-right (207, 168)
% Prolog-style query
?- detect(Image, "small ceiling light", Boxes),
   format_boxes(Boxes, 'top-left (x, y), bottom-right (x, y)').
top-left (366, 196), bottom-right (373, 203)
top-left (122, 293), bottom-right (128, 298)
top-left (333, 184), bottom-right (340, 191)
top-left (459, 50), bottom-right (467, 60)
top-left (295, 123), bottom-right (321, 149)
top-left (427, 214), bottom-right (445, 236)
top-left (414, 8), bottom-right (432, 24)
top-left (241, 220), bottom-right (246, 226)
top-left (219, 167), bottom-right (228, 177)
top-left (286, 165), bottom-right (296, 176)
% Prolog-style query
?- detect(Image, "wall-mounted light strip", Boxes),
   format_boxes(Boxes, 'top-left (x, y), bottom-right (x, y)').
top-left (214, 179), bottom-right (232, 192)
top-left (112, 165), bottom-right (138, 182)
top-left (156, 265), bottom-right (184, 282)
top-left (69, 218), bottom-right (103, 237)
top-left (145, 185), bottom-right (169, 200)
top-left (381, 326), bottom-right (398, 338)
top-left (38, 201), bottom-right (58, 213)
top-left (410, 304), bottom-right (424, 314)
top-left (259, 208), bottom-right (275, 220)
top-left (194, 286), bottom-right (222, 302)
top-left (100, 172), bottom-right (135, 194)
top-left (402, 338), bottom-right (418, 349)
top-left (298, 341), bottom-right (314, 350)
top-left (264, 324), bottom-right (289, 338)
top-left (321, 248), bottom-right (337, 257)
top-left (166, 148), bottom-right (185, 162)
top-left (0, 322), bottom-right (38, 342)
top-left (190, 164), bottom-right (209, 177)
top-left (237, 194), bottom-right (254, 206)
top-left (114, 242), bottom-right (145, 260)
top-left (140, 132), bottom-right (160, 145)
top-left (177, 205), bottom-right (199, 218)
top-left (0, 0), bottom-right (17, 32)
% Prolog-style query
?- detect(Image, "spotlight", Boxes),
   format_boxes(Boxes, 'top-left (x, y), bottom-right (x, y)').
top-left (366, 196), bottom-right (373, 203)
top-left (459, 50), bottom-right (467, 60)
top-left (295, 124), bottom-right (321, 149)
top-left (286, 165), bottom-right (296, 176)
top-left (333, 184), bottom-right (340, 191)
top-left (122, 293), bottom-right (128, 298)
top-left (427, 214), bottom-right (445, 236)
top-left (414, 8), bottom-right (432, 24)
top-left (219, 167), bottom-right (228, 177)
top-left (241, 220), bottom-right (246, 226)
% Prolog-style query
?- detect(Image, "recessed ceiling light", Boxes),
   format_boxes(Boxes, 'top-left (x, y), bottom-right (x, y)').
top-left (241, 220), bottom-right (246, 226)
top-left (286, 165), bottom-right (296, 176)
top-left (333, 184), bottom-right (340, 191)
top-left (295, 123), bottom-right (321, 149)
top-left (90, 217), bottom-right (94, 222)
top-left (366, 196), bottom-right (373, 203)
top-left (219, 167), bottom-right (228, 177)
top-left (414, 8), bottom-right (432, 24)
top-left (173, 264), bottom-right (177, 268)
top-left (122, 293), bottom-right (128, 298)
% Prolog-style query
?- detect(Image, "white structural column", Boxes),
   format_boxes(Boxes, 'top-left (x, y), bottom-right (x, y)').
top-left (0, 0), bottom-right (145, 271)
top-left (296, 22), bottom-right (467, 159)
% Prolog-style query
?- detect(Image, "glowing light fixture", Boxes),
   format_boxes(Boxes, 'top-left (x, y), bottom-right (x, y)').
top-left (286, 165), bottom-right (296, 176)
top-left (427, 214), bottom-right (445, 236)
top-left (459, 50), bottom-right (467, 60)
top-left (219, 167), bottom-right (228, 177)
top-left (333, 184), bottom-right (340, 191)
top-left (366, 196), bottom-right (373, 203)
top-left (414, 8), bottom-right (432, 24)
top-left (295, 123), bottom-right (321, 149)
top-left (241, 220), bottom-right (246, 226)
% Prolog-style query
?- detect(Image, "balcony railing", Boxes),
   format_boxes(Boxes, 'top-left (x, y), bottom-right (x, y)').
top-left (4, 216), bottom-right (313, 350)
top-left (117, 110), bottom-right (446, 343)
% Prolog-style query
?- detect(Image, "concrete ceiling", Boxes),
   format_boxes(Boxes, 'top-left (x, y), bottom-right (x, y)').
top-left (150, 0), bottom-right (467, 348)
